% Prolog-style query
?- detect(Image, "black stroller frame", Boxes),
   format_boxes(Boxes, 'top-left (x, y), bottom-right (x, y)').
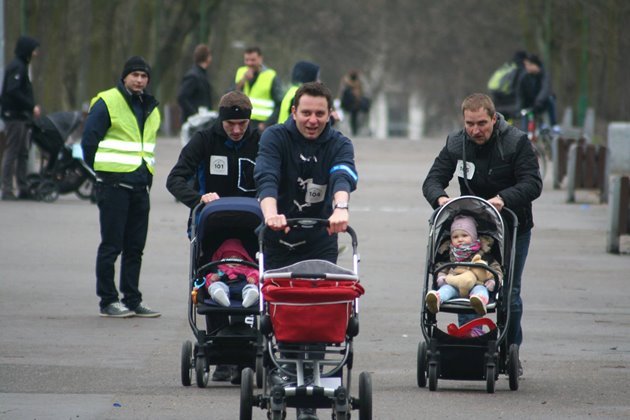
top-left (180, 197), bottom-right (264, 389)
top-left (240, 219), bottom-right (372, 420)
top-left (27, 111), bottom-right (95, 202)
top-left (417, 196), bottom-right (521, 393)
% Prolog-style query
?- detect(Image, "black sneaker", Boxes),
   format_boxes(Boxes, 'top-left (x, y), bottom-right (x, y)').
top-left (296, 407), bottom-right (318, 420)
top-left (132, 303), bottom-right (161, 318)
top-left (2, 192), bottom-right (18, 201)
top-left (212, 364), bottom-right (232, 382)
top-left (100, 302), bottom-right (134, 318)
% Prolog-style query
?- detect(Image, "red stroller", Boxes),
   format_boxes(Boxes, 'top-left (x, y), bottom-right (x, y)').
top-left (239, 219), bottom-right (372, 420)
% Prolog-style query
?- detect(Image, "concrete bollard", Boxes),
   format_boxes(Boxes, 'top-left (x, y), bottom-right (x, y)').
top-left (607, 176), bottom-right (630, 254)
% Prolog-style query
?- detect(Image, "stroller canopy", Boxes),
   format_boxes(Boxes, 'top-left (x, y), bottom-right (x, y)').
top-left (196, 197), bottom-right (263, 263)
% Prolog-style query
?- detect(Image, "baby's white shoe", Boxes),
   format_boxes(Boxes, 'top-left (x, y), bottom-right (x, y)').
top-left (241, 288), bottom-right (259, 308)
top-left (210, 284), bottom-right (230, 307)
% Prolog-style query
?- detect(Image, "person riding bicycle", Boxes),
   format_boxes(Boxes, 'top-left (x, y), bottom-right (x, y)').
top-left (488, 50), bottom-right (527, 123)
top-left (518, 54), bottom-right (560, 134)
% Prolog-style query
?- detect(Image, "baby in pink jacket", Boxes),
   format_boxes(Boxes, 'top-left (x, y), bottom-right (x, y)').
top-left (205, 238), bottom-right (259, 308)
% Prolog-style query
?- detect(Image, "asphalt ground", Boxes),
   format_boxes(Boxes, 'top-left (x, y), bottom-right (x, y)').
top-left (1, 134), bottom-right (629, 419)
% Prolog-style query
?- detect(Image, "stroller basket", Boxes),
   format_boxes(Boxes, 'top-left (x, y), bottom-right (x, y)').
top-left (263, 278), bottom-right (364, 344)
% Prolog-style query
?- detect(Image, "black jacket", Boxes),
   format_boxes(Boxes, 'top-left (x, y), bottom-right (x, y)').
top-left (177, 64), bottom-right (213, 123)
top-left (1, 36), bottom-right (39, 121)
top-left (422, 114), bottom-right (542, 233)
top-left (166, 119), bottom-right (260, 208)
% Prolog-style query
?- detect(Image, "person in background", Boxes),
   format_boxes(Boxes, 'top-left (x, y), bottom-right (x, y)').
top-left (1, 35), bottom-right (41, 200)
top-left (177, 44), bottom-right (213, 124)
top-left (234, 46), bottom-right (283, 132)
top-left (339, 69), bottom-right (369, 136)
top-left (278, 60), bottom-right (320, 123)
top-left (519, 53), bottom-right (560, 133)
top-left (81, 56), bottom-right (161, 318)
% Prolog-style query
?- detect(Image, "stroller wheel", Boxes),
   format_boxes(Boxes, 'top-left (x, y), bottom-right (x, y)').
top-left (485, 364), bottom-right (496, 394)
top-left (428, 362), bottom-right (438, 391)
top-left (75, 178), bottom-right (95, 200)
top-left (195, 355), bottom-right (209, 388)
top-left (37, 180), bottom-right (59, 202)
top-left (255, 354), bottom-right (264, 389)
top-left (358, 371), bottom-right (372, 420)
top-left (416, 341), bottom-right (427, 388)
top-left (239, 367), bottom-right (254, 420)
top-left (180, 340), bottom-right (193, 386)
top-left (508, 344), bottom-right (520, 391)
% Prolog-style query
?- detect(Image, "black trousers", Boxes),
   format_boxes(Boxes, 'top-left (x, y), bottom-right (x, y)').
top-left (95, 183), bottom-right (150, 310)
top-left (1, 120), bottom-right (30, 195)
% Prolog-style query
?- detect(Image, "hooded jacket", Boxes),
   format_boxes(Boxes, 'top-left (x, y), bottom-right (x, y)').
top-left (422, 114), bottom-right (542, 233)
top-left (166, 118), bottom-right (260, 209)
top-left (255, 118), bottom-right (357, 247)
top-left (278, 61), bottom-right (320, 123)
top-left (1, 36), bottom-right (39, 121)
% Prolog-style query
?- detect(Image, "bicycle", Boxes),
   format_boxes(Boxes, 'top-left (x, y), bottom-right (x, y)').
top-left (519, 108), bottom-right (554, 180)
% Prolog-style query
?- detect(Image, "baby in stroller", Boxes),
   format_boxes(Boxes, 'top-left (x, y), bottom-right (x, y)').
top-left (425, 214), bottom-right (503, 315)
top-left (204, 238), bottom-right (259, 308)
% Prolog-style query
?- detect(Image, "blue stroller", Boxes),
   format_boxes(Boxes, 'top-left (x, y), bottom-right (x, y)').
top-left (417, 196), bottom-right (520, 393)
top-left (180, 197), bottom-right (264, 388)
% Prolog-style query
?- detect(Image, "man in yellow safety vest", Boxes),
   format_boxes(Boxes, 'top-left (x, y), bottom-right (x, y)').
top-left (234, 46), bottom-right (283, 132)
top-left (81, 56), bottom-right (161, 318)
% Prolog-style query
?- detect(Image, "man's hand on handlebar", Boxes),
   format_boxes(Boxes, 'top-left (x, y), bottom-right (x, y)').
top-left (265, 214), bottom-right (289, 233)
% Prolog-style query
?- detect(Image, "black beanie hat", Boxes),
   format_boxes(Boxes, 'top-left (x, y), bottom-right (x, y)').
top-left (121, 56), bottom-right (151, 81)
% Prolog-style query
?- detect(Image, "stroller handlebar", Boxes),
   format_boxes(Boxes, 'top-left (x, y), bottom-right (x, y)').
top-left (257, 217), bottom-right (358, 248)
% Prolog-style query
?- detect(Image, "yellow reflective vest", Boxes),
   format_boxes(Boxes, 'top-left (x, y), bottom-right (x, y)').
top-left (278, 85), bottom-right (299, 123)
top-left (90, 88), bottom-right (160, 174)
top-left (235, 66), bottom-right (276, 121)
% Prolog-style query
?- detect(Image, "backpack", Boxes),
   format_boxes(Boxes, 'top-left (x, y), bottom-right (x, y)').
top-left (487, 62), bottom-right (518, 96)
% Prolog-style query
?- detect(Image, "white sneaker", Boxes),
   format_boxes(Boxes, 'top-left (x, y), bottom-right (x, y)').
top-left (425, 291), bottom-right (440, 314)
top-left (241, 288), bottom-right (259, 308)
top-left (210, 286), bottom-right (231, 307)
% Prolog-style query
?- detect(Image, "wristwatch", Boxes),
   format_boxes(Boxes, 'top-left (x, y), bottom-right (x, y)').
top-left (334, 202), bottom-right (349, 210)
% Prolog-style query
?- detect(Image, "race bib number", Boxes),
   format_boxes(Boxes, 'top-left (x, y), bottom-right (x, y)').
top-left (455, 160), bottom-right (475, 180)
top-left (305, 182), bottom-right (327, 204)
top-left (210, 155), bottom-right (228, 175)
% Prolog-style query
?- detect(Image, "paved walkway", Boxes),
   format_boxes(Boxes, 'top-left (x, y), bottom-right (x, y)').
top-left (0, 135), bottom-right (628, 419)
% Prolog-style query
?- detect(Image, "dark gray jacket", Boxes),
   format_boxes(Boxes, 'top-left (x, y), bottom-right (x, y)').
top-left (422, 114), bottom-right (542, 233)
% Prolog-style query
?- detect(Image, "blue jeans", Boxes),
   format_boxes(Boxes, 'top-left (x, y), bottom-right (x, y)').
top-left (459, 229), bottom-right (531, 346)
top-left (438, 283), bottom-right (489, 302)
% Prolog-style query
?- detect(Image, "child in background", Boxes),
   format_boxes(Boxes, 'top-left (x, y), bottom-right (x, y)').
top-left (425, 215), bottom-right (502, 315)
top-left (205, 238), bottom-right (259, 308)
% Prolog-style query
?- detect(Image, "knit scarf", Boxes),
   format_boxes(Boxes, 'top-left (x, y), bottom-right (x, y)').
top-left (450, 240), bottom-right (481, 262)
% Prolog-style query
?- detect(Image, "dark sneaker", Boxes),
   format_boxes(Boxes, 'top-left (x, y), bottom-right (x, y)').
top-left (296, 407), bottom-right (318, 420)
top-left (2, 192), bottom-right (18, 201)
top-left (212, 364), bottom-right (232, 382)
top-left (100, 302), bottom-right (134, 318)
top-left (132, 303), bottom-right (161, 318)
top-left (231, 366), bottom-right (242, 385)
